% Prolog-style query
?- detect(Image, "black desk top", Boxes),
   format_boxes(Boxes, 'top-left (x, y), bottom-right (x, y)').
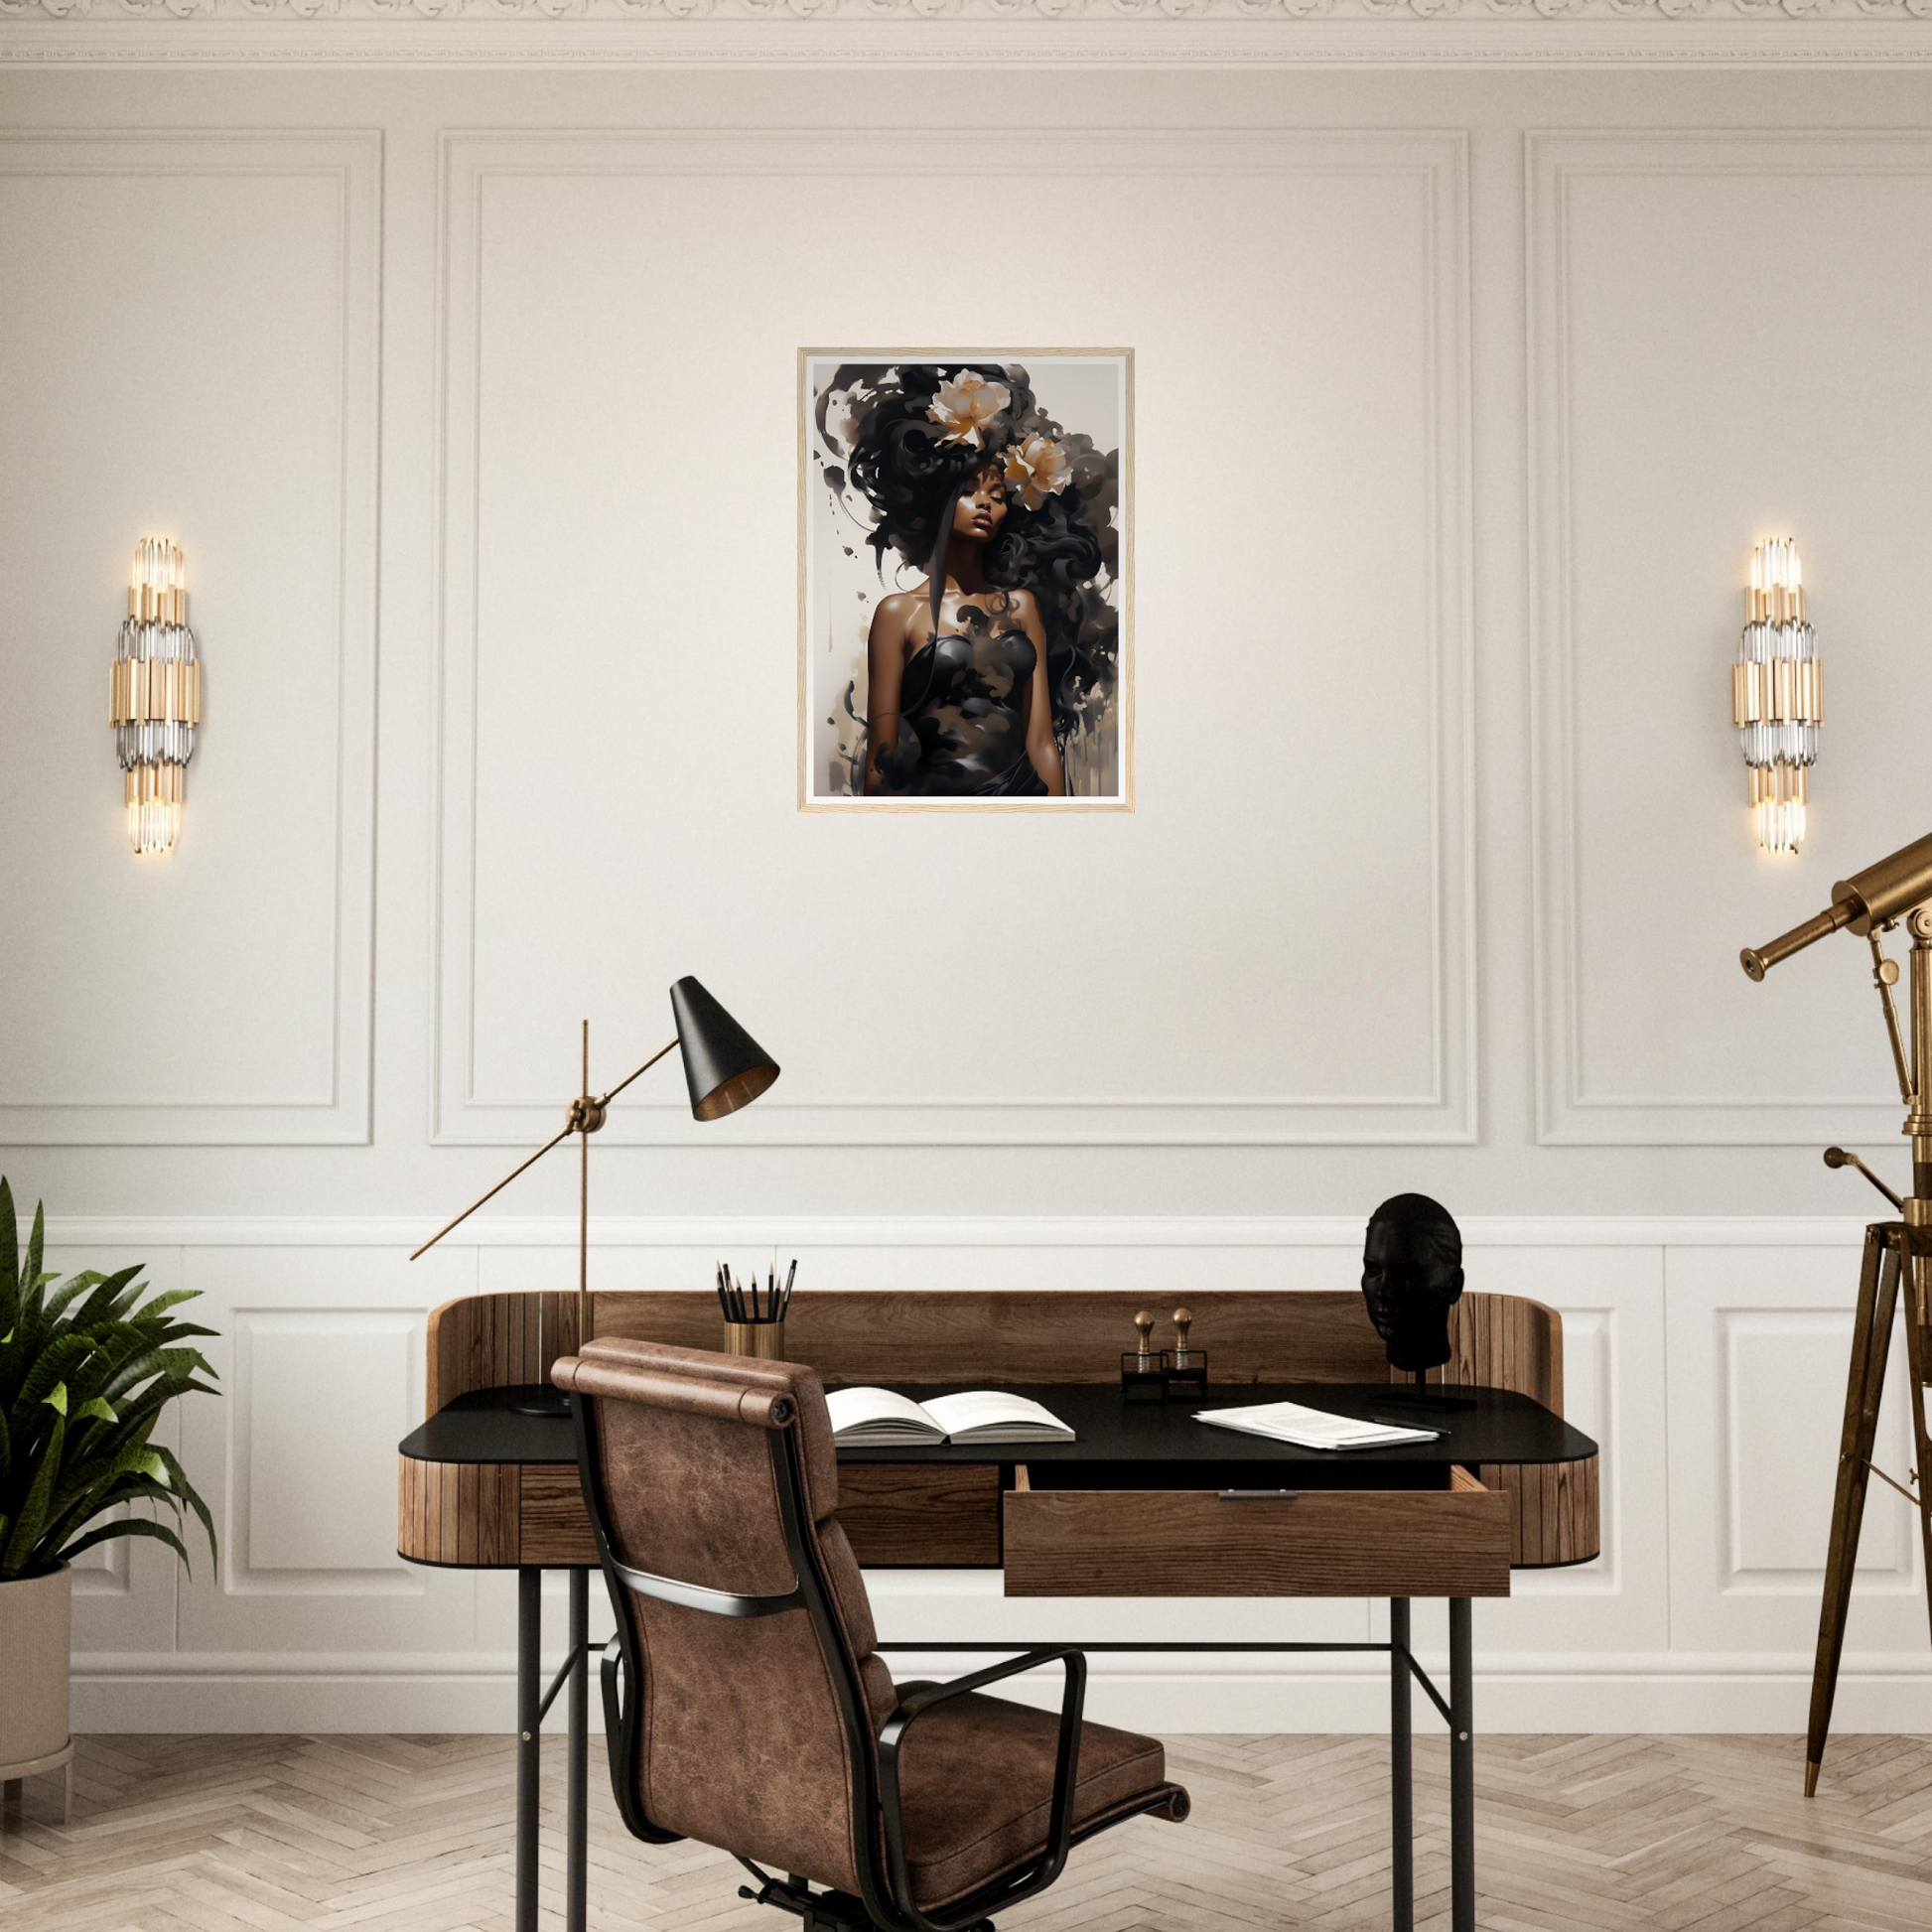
top-left (400, 1382), bottom-right (1595, 1470)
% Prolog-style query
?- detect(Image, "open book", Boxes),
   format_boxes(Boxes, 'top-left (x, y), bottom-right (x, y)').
top-left (825, 1387), bottom-right (1075, 1448)
top-left (1195, 1400), bottom-right (1441, 1451)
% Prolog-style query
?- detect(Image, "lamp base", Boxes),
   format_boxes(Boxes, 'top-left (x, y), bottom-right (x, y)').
top-left (507, 1383), bottom-right (570, 1419)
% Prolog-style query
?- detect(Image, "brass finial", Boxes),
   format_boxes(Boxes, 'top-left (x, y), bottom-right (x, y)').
top-left (1173, 1307), bottom-right (1193, 1361)
top-left (1134, 1310), bottom-right (1155, 1362)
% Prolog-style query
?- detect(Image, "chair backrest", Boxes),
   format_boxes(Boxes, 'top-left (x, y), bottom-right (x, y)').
top-left (552, 1338), bottom-right (897, 1895)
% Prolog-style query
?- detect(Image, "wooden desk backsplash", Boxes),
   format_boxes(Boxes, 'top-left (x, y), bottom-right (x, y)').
top-left (426, 1289), bottom-right (1562, 1415)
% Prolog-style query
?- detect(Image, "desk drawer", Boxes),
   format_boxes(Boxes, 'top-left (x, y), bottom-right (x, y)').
top-left (1003, 1464), bottom-right (1510, 1597)
top-left (835, 1463), bottom-right (1002, 1567)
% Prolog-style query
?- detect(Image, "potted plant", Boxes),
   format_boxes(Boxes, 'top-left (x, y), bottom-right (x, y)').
top-left (0, 1177), bottom-right (219, 1797)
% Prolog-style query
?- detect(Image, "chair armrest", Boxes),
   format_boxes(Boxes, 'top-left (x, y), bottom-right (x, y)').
top-left (875, 1647), bottom-right (1088, 1932)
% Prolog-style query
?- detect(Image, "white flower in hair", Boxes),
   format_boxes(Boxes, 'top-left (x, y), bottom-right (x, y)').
top-left (928, 370), bottom-right (1012, 450)
top-left (1004, 433), bottom-right (1073, 511)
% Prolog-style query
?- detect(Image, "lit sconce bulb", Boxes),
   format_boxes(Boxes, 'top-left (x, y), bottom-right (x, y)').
top-left (1733, 537), bottom-right (1821, 856)
top-left (110, 537), bottom-right (200, 856)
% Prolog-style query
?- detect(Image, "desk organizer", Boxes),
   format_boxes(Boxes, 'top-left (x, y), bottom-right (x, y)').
top-left (1162, 1349), bottom-right (1208, 1402)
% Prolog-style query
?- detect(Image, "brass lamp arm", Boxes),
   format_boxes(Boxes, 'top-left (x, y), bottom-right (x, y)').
top-left (408, 1033), bottom-right (678, 1262)
top-left (409, 1120), bottom-right (578, 1261)
top-left (594, 1035), bottom-right (679, 1111)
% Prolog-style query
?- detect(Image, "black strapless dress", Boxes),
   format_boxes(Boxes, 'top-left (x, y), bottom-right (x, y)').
top-left (871, 626), bottom-right (1047, 797)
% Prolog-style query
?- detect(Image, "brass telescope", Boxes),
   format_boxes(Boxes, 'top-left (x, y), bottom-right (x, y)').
top-left (1741, 825), bottom-right (1932, 979)
top-left (1740, 825), bottom-right (1932, 1799)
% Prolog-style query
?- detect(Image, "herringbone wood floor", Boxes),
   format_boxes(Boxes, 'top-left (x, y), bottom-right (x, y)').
top-left (2, 1733), bottom-right (1929, 1931)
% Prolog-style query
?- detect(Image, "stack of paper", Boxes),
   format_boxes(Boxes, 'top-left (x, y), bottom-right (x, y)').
top-left (1195, 1401), bottom-right (1440, 1450)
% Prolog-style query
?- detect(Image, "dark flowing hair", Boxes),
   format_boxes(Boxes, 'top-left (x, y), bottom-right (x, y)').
top-left (812, 360), bottom-right (1120, 735)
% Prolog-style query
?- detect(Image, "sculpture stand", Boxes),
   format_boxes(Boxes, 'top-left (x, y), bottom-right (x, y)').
top-left (1375, 1371), bottom-right (1477, 1419)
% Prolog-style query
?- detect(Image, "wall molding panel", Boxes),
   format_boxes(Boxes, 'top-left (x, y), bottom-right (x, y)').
top-left (1719, 1309), bottom-right (1917, 1594)
top-left (1527, 130), bottom-right (1932, 1148)
top-left (0, 129), bottom-right (381, 1147)
top-left (232, 1309), bottom-right (426, 1592)
top-left (1665, 1243), bottom-right (1928, 1660)
top-left (432, 128), bottom-right (1476, 1149)
top-left (38, 1210), bottom-right (1892, 1251)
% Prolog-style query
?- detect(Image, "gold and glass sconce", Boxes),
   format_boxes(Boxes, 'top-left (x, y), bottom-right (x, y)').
top-left (110, 538), bottom-right (201, 856)
top-left (1734, 536), bottom-right (1821, 856)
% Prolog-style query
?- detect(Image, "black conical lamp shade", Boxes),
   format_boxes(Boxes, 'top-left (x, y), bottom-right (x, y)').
top-left (670, 976), bottom-right (780, 1122)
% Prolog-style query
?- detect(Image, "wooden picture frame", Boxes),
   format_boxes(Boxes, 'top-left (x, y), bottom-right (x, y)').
top-left (798, 348), bottom-right (1134, 812)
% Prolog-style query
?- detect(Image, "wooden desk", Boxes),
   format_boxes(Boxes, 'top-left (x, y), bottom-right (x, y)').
top-left (397, 1290), bottom-right (1598, 1932)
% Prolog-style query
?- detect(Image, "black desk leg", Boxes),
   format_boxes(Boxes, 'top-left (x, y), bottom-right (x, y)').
top-left (1449, 1597), bottom-right (1474, 1932)
top-left (516, 1568), bottom-right (541, 1932)
top-left (568, 1569), bottom-right (589, 1932)
top-left (1390, 1597), bottom-right (1413, 1932)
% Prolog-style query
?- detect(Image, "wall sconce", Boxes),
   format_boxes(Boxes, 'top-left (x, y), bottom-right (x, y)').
top-left (1733, 536), bottom-right (1821, 855)
top-left (110, 538), bottom-right (201, 856)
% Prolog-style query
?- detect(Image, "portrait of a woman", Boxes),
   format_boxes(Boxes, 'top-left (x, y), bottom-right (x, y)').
top-left (802, 353), bottom-right (1129, 804)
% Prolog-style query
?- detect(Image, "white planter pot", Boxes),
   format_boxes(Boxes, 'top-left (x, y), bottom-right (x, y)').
top-left (0, 1564), bottom-right (71, 1775)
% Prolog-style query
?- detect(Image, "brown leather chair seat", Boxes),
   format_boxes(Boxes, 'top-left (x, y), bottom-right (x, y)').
top-left (887, 1686), bottom-right (1183, 1909)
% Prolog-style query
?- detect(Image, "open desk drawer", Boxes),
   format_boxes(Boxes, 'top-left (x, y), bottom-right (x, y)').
top-left (1003, 1461), bottom-right (1511, 1598)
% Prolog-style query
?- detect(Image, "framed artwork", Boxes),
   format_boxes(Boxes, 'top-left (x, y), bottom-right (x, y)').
top-left (798, 349), bottom-right (1132, 810)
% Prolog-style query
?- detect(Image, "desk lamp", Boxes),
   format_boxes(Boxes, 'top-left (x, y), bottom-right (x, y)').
top-left (410, 976), bottom-right (779, 1415)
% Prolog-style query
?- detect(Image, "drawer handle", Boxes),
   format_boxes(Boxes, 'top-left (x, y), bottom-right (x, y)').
top-left (1217, 1488), bottom-right (1300, 1502)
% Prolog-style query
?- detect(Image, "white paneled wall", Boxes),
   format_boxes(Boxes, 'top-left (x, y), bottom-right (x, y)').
top-left (43, 1216), bottom-right (1927, 1733)
top-left (9, 59), bottom-right (1932, 1735)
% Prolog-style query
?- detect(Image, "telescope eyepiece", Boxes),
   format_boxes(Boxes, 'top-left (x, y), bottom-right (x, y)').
top-left (1739, 901), bottom-right (1860, 981)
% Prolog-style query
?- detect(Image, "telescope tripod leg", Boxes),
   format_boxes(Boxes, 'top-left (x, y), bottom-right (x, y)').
top-left (1901, 1247), bottom-right (1932, 1661)
top-left (1805, 1226), bottom-right (1901, 1796)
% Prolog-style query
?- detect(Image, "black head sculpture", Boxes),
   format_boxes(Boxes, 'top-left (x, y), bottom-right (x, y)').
top-left (1360, 1193), bottom-right (1465, 1374)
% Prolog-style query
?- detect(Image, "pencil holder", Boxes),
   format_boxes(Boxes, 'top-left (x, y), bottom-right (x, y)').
top-left (725, 1320), bottom-right (786, 1360)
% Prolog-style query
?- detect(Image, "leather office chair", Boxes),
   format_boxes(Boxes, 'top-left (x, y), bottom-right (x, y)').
top-left (553, 1338), bottom-right (1189, 1932)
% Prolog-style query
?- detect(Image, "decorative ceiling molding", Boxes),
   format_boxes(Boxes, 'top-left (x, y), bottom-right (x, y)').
top-left (9, 9), bottom-right (1932, 72)
top-left (7, 0), bottom-right (1932, 18)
